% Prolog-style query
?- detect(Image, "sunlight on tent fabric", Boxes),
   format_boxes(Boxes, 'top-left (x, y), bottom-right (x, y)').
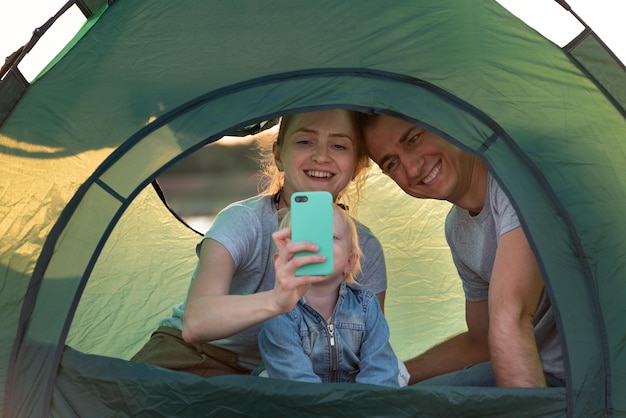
top-left (354, 172), bottom-right (466, 360)
top-left (0, 132), bottom-right (115, 264)
top-left (0, 133), bottom-right (64, 154)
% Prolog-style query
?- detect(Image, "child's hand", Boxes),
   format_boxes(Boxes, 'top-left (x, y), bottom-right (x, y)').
top-left (270, 227), bottom-right (326, 313)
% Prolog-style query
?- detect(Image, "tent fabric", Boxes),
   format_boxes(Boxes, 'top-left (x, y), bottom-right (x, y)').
top-left (564, 28), bottom-right (626, 114)
top-left (0, 0), bottom-right (624, 416)
top-left (54, 346), bottom-right (566, 417)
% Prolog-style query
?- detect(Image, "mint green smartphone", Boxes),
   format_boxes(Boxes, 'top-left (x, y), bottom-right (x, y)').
top-left (291, 191), bottom-right (334, 276)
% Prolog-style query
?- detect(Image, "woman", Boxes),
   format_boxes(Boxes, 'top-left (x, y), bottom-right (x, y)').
top-left (131, 109), bottom-right (388, 377)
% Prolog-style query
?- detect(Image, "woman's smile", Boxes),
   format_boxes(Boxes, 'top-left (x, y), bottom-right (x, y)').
top-left (306, 170), bottom-right (334, 179)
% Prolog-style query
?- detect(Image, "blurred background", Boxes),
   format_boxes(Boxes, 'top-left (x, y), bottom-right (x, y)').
top-left (156, 136), bottom-right (264, 234)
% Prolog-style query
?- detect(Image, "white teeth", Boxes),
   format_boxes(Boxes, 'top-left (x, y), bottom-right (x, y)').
top-left (422, 162), bottom-right (441, 185)
top-left (307, 170), bottom-right (332, 178)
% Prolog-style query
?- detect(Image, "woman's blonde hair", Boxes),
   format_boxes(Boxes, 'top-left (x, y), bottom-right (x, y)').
top-left (278, 205), bottom-right (362, 284)
top-left (256, 110), bottom-right (370, 210)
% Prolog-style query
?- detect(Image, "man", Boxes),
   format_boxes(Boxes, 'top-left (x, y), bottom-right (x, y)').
top-left (360, 113), bottom-right (564, 388)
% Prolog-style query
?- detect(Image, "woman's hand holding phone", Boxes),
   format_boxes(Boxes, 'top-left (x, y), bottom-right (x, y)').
top-left (270, 227), bottom-right (327, 314)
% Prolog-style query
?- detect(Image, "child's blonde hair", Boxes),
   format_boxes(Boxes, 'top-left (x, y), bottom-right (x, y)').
top-left (278, 205), bottom-right (362, 284)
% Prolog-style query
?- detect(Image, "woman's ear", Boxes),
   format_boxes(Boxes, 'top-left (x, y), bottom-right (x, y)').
top-left (273, 142), bottom-right (283, 172)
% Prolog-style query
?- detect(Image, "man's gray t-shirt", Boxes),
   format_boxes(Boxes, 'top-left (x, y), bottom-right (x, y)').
top-left (160, 194), bottom-right (387, 370)
top-left (445, 174), bottom-right (563, 380)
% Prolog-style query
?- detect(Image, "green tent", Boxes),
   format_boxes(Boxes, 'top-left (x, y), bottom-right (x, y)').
top-left (1, 1), bottom-right (624, 416)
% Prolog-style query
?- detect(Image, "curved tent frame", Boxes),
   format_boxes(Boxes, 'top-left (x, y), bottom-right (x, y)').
top-left (1, 1), bottom-right (624, 417)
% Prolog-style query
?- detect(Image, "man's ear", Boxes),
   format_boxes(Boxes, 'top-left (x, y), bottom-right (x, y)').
top-left (272, 142), bottom-right (283, 172)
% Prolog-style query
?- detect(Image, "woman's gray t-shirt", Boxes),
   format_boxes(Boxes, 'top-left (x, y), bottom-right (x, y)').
top-left (160, 194), bottom-right (387, 370)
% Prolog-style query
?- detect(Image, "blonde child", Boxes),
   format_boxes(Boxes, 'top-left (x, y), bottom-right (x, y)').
top-left (258, 205), bottom-right (403, 387)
